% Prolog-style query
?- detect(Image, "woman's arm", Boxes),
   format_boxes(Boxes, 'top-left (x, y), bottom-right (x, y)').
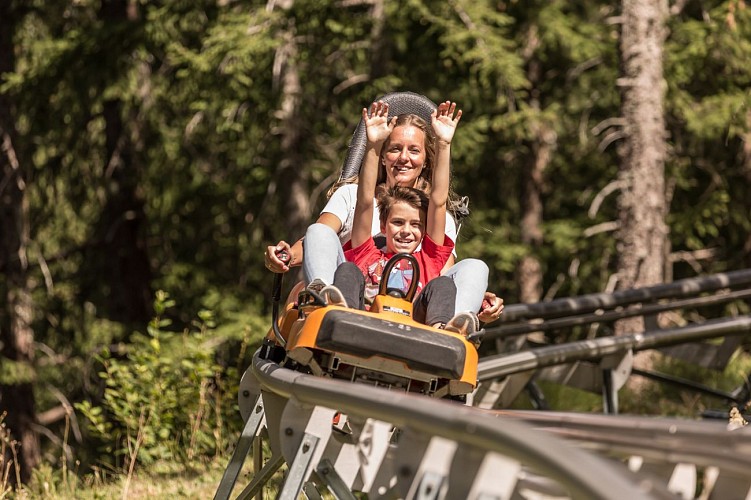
top-left (351, 101), bottom-right (394, 248)
top-left (264, 212), bottom-right (342, 272)
top-left (440, 254), bottom-right (456, 274)
top-left (427, 101), bottom-right (462, 244)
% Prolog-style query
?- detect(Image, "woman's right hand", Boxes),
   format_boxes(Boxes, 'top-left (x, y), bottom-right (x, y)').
top-left (265, 241), bottom-right (292, 273)
top-left (431, 100), bottom-right (462, 145)
top-left (363, 101), bottom-right (395, 145)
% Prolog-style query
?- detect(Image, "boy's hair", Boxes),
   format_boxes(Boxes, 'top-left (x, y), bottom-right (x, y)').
top-left (376, 185), bottom-right (428, 224)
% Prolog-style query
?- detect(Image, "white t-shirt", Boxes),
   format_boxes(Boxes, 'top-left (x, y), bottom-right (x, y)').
top-left (321, 184), bottom-right (458, 254)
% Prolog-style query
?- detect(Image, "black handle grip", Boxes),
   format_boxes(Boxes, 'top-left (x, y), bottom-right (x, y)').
top-left (270, 250), bottom-right (290, 347)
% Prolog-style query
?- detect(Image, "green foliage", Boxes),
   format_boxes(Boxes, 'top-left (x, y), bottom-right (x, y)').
top-left (407, 0), bottom-right (527, 93)
top-left (619, 349), bottom-right (751, 417)
top-left (1, 0), bottom-right (750, 489)
top-left (0, 360), bottom-right (36, 385)
top-left (75, 291), bottom-right (243, 469)
top-left (663, 1), bottom-right (751, 277)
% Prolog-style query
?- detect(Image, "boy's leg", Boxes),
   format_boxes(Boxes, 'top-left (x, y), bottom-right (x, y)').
top-left (412, 276), bottom-right (456, 326)
top-left (303, 223), bottom-right (346, 285)
top-left (442, 258), bottom-right (488, 314)
top-left (333, 262), bottom-right (365, 310)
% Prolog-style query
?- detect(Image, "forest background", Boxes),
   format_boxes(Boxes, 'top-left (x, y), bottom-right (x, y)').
top-left (1, 0), bottom-right (750, 496)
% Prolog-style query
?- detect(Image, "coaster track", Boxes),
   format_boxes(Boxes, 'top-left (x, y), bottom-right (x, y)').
top-left (215, 269), bottom-right (751, 499)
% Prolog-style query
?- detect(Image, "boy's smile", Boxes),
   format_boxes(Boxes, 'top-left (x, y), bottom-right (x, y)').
top-left (382, 201), bottom-right (425, 254)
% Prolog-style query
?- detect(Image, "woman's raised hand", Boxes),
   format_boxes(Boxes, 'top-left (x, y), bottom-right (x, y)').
top-left (362, 101), bottom-right (395, 145)
top-left (431, 100), bottom-right (462, 144)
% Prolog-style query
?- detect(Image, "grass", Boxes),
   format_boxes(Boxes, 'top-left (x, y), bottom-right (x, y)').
top-left (2, 432), bottom-right (287, 500)
top-left (4, 459), bottom-right (239, 499)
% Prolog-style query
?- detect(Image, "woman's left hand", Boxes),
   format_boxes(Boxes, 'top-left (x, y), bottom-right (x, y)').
top-left (431, 101), bottom-right (462, 144)
top-left (363, 100), bottom-right (395, 145)
top-left (478, 291), bottom-right (504, 324)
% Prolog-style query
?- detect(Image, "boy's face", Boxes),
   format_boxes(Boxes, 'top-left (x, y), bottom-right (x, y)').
top-left (383, 125), bottom-right (426, 188)
top-left (381, 201), bottom-right (425, 254)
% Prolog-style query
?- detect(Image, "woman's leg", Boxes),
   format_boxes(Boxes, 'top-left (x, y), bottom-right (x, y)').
top-left (303, 223), bottom-right (346, 285)
top-left (333, 262), bottom-right (365, 310)
top-left (442, 258), bottom-right (488, 313)
top-left (412, 276), bottom-right (456, 326)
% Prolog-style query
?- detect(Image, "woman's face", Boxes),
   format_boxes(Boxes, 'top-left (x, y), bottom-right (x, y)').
top-left (382, 125), bottom-right (426, 188)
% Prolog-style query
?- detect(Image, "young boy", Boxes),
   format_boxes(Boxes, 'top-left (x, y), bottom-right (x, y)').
top-left (322, 100), bottom-right (480, 335)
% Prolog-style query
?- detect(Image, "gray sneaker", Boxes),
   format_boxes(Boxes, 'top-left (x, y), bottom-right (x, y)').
top-left (306, 278), bottom-right (326, 294)
top-left (445, 311), bottom-right (480, 339)
top-left (321, 285), bottom-right (348, 307)
top-left (299, 278), bottom-right (328, 312)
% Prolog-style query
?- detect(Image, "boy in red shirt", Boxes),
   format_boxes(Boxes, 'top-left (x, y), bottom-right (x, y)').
top-left (322, 100), bottom-right (480, 335)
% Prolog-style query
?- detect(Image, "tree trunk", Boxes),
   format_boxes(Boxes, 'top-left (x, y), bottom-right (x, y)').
top-left (516, 32), bottom-right (557, 346)
top-left (368, 0), bottom-right (387, 80)
top-left (743, 110), bottom-right (751, 269)
top-left (273, 1), bottom-right (310, 238)
top-left (0, 1), bottom-right (41, 484)
top-left (615, 0), bottom-right (669, 382)
top-left (518, 122), bottom-right (556, 305)
top-left (89, 0), bottom-right (152, 326)
top-left (516, 42), bottom-right (555, 307)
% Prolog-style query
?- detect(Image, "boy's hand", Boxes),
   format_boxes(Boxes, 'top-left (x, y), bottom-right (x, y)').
top-left (265, 241), bottom-right (292, 273)
top-left (431, 101), bottom-right (462, 144)
top-left (478, 292), bottom-right (504, 324)
top-left (363, 101), bottom-right (395, 145)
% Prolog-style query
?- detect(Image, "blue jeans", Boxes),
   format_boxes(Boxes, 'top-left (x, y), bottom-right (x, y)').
top-left (303, 222), bottom-right (488, 314)
top-left (443, 258), bottom-right (489, 314)
top-left (303, 223), bottom-right (346, 286)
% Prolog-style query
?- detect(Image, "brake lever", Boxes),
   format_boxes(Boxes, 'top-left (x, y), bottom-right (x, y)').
top-left (271, 250), bottom-right (291, 347)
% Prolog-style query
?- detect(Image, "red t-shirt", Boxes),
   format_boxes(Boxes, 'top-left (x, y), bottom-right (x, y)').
top-left (344, 235), bottom-right (454, 303)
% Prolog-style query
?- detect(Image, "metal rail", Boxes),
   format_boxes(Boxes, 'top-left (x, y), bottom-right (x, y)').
top-left (217, 270), bottom-right (751, 499)
top-left (252, 355), bottom-right (665, 500)
top-left (478, 315), bottom-right (751, 381)
top-left (495, 268), bottom-right (751, 323)
top-left (486, 288), bottom-right (751, 339)
top-left (493, 409), bottom-right (751, 475)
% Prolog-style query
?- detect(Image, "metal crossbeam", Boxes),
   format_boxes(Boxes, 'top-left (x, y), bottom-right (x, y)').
top-left (497, 268), bottom-right (751, 322)
top-left (214, 397), bottom-right (266, 500)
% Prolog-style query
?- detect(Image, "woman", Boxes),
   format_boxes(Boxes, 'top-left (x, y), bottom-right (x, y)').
top-left (264, 101), bottom-right (503, 323)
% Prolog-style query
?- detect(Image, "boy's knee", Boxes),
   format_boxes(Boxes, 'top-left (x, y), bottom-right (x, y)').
top-left (434, 275), bottom-right (455, 286)
top-left (334, 262), bottom-right (362, 283)
top-left (429, 275), bottom-right (457, 293)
